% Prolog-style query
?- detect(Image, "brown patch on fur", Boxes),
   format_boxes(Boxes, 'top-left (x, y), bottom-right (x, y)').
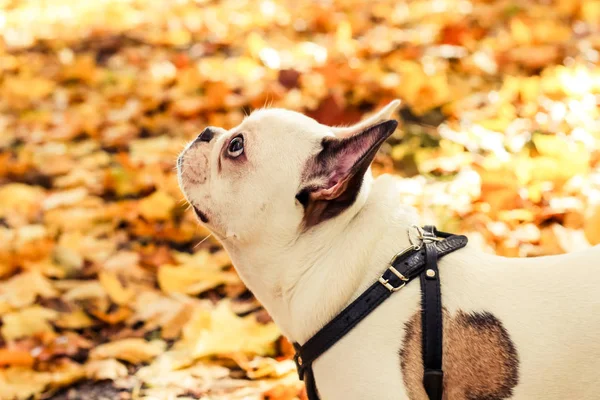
top-left (400, 310), bottom-right (519, 400)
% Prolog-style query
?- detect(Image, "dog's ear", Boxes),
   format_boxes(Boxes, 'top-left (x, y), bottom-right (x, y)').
top-left (297, 107), bottom-right (399, 229)
top-left (331, 99), bottom-right (401, 138)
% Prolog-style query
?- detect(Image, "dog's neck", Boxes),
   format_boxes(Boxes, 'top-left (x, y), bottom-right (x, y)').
top-left (222, 174), bottom-right (420, 344)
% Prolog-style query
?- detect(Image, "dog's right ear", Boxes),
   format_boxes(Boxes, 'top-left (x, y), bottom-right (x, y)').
top-left (296, 118), bottom-right (398, 230)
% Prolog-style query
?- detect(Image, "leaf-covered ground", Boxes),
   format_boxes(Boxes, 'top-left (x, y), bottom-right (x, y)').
top-left (1, 0), bottom-right (599, 399)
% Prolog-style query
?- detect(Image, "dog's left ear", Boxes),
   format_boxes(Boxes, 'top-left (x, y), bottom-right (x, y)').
top-left (297, 100), bottom-right (401, 229)
top-left (331, 99), bottom-right (401, 138)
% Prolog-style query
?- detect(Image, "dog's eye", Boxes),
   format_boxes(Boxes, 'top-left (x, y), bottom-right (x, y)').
top-left (227, 135), bottom-right (244, 158)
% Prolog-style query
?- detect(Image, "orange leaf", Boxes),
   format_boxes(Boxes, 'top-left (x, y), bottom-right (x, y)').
top-left (0, 348), bottom-right (34, 367)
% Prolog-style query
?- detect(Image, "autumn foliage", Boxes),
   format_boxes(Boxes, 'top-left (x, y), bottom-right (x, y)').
top-left (1, 0), bottom-right (600, 399)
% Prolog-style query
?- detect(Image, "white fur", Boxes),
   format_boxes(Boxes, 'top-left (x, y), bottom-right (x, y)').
top-left (178, 101), bottom-right (600, 399)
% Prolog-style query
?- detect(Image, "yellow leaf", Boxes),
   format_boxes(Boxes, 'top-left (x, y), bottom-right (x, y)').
top-left (581, 1), bottom-right (600, 24)
top-left (42, 188), bottom-right (89, 211)
top-left (2, 75), bottom-right (56, 102)
top-left (159, 250), bottom-right (238, 295)
top-left (139, 191), bottom-right (176, 221)
top-left (98, 270), bottom-right (135, 305)
top-left (1, 306), bottom-right (58, 341)
top-left (529, 156), bottom-right (588, 184)
top-left (0, 183), bottom-right (44, 219)
top-left (60, 54), bottom-right (97, 83)
top-left (0, 361), bottom-right (84, 400)
top-left (530, 134), bottom-right (589, 184)
top-left (158, 264), bottom-right (239, 295)
top-left (0, 301), bottom-right (12, 316)
top-left (231, 354), bottom-right (296, 380)
top-left (85, 359), bottom-right (129, 380)
top-left (131, 291), bottom-right (186, 329)
top-left (22, 258), bottom-right (66, 278)
top-left (498, 209), bottom-right (534, 223)
top-left (161, 303), bottom-right (196, 340)
top-left (178, 301), bottom-right (280, 359)
top-left (0, 271), bottom-right (58, 308)
top-left (136, 361), bottom-right (230, 391)
top-left (90, 338), bottom-right (166, 364)
top-left (510, 17), bottom-right (533, 45)
top-left (538, 226), bottom-right (565, 256)
top-left (54, 309), bottom-right (96, 329)
top-left (56, 231), bottom-right (116, 265)
top-left (394, 61), bottom-right (450, 114)
top-left (62, 281), bottom-right (107, 301)
top-left (0, 367), bottom-right (48, 400)
top-left (137, 302), bottom-right (281, 385)
top-left (584, 206), bottom-right (600, 246)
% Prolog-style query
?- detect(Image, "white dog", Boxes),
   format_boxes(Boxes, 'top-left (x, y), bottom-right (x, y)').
top-left (177, 100), bottom-right (600, 400)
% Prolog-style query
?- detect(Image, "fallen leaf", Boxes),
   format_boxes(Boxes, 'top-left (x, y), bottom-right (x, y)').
top-left (584, 206), bottom-right (600, 245)
top-left (54, 309), bottom-right (97, 329)
top-left (0, 348), bottom-right (35, 367)
top-left (138, 191), bottom-right (176, 221)
top-left (89, 305), bottom-right (132, 325)
top-left (177, 301), bottom-right (281, 359)
top-left (161, 302), bottom-right (196, 340)
top-left (85, 359), bottom-right (129, 380)
top-left (230, 354), bottom-right (296, 380)
top-left (158, 250), bottom-right (237, 295)
top-left (99, 270), bottom-right (135, 305)
top-left (0, 360), bottom-right (84, 400)
top-left (1, 306), bottom-right (58, 341)
top-left (0, 183), bottom-right (44, 221)
top-left (90, 338), bottom-right (167, 364)
top-left (0, 271), bottom-right (58, 308)
top-left (158, 264), bottom-right (239, 295)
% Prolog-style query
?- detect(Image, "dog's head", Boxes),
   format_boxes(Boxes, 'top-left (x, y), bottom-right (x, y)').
top-left (177, 100), bottom-right (401, 247)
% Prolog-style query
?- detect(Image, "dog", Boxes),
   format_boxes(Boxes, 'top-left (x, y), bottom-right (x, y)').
top-left (177, 100), bottom-right (600, 399)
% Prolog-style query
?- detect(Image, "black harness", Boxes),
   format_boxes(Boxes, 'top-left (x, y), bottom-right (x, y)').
top-left (293, 226), bottom-right (468, 400)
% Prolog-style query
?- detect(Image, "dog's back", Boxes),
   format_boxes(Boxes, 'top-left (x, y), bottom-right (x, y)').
top-left (435, 245), bottom-right (600, 399)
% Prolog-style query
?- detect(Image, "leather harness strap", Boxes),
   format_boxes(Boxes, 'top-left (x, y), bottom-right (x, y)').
top-left (420, 225), bottom-right (445, 400)
top-left (293, 226), bottom-right (467, 400)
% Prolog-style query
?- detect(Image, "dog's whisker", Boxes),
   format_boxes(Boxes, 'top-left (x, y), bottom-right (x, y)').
top-left (193, 233), bottom-right (213, 249)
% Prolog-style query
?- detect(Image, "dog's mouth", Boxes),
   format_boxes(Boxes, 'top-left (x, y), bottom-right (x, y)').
top-left (192, 205), bottom-right (209, 223)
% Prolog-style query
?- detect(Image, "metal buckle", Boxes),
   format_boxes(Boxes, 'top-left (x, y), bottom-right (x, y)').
top-left (408, 225), bottom-right (443, 247)
top-left (378, 245), bottom-right (416, 292)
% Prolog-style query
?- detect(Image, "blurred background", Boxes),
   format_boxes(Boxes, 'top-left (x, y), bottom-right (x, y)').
top-left (0, 0), bottom-right (599, 399)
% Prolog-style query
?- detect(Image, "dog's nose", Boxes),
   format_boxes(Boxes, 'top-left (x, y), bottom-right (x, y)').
top-left (196, 127), bottom-right (214, 143)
